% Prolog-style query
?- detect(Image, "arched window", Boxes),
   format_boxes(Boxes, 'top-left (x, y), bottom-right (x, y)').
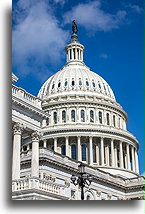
top-left (81, 110), bottom-right (85, 122)
top-left (104, 85), bottom-right (106, 91)
top-left (72, 80), bottom-right (75, 86)
top-left (23, 146), bottom-right (27, 151)
top-left (106, 113), bottom-right (110, 125)
top-left (92, 82), bottom-right (96, 87)
top-left (71, 145), bottom-right (77, 160)
top-left (53, 112), bottom-right (57, 124)
top-left (90, 110), bottom-right (94, 123)
top-left (61, 145), bottom-right (66, 155)
top-left (86, 80), bottom-right (89, 86)
top-left (71, 110), bottom-right (75, 122)
top-left (52, 83), bottom-right (55, 89)
top-left (79, 79), bottom-right (82, 86)
top-left (64, 80), bottom-right (68, 86)
top-left (62, 110), bottom-right (66, 123)
top-left (98, 83), bottom-right (101, 89)
top-left (51, 145), bottom-right (54, 151)
top-left (82, 144), bottom-right (86, 161)
top-left (58, 82), bottom-right (61, 88)
top-left (99, 111), bottom-right (102, 124)
top-left (70, 49), bottom-right (72, 59)
top-left (113, 115), bottom-right (116, 127)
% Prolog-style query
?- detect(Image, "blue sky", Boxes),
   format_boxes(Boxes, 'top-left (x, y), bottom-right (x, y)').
top-left (12, 0), bottom-right (144, 174)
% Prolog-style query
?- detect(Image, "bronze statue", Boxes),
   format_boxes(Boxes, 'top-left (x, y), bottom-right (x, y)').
top-left (72, 20), bottom-right (78, 34)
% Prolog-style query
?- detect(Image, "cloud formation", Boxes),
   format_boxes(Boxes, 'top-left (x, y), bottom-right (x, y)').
top-left (128, 4), bottom-right (143, 14)
top-left (12, 0), bottom-right (69, 80)
top-left (99, 53), bottom-right (109, 59)
top-left (63, 0), bottom-right (127, 32)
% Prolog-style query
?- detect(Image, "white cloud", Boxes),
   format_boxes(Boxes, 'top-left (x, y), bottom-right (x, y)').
top-left (63, 0), bottom-right (127, 32)
top-left (99, 53), bottom-right (109, 59)
top-left (128, 4), bottom-right (143, 14)
top-left (12, 0), bottom-right (69, 80)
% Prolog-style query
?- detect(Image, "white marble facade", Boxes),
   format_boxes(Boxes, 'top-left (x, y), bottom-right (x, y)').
top-left (12, 31), bottom-right (144, 200)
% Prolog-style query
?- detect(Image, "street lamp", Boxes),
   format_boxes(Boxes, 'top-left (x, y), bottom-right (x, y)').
top-left (71, 163), bottom-right (93, 200)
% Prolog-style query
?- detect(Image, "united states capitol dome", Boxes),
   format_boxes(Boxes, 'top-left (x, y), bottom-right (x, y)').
top-left (38, 31), bottom-right (115, 102)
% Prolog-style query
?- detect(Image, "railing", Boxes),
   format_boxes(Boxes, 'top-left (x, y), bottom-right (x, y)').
top-left (39, 180), bottom-right (60, 194)
top-left (12, 84), bottom-right (41, 108)
top-left (12, 178), bottom-right (61, 195)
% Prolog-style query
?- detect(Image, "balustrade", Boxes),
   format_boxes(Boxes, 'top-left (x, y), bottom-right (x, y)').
top-left (12, 85), bottom-right (41, 108)
top-left (12, 178), bottom-right (61, 195)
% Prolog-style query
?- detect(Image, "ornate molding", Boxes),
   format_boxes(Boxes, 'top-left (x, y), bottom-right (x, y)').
top-left (31, 131), bottom-right (41, 142)
top-left (13, 122), bottom-right (24, 135)
top-left (96, 190), bottom-right (101, 196)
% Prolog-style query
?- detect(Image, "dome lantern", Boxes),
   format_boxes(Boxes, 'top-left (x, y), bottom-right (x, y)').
top-left (65, 20), bottom-right (84, 64)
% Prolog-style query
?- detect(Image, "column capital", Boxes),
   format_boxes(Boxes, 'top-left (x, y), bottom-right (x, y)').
top-left (31, 131), bottom-right (41, 142)
top-left (13, 122), bottom-right (24, 135)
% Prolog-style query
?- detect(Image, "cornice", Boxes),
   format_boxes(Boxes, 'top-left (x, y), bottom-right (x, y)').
top-left (42, 127), bottom-right (139, 146)
top-left (12, 95), bottom-right (48, 119)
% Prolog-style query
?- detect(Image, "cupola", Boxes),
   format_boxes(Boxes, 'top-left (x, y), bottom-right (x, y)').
top-left (65, 20), bottom-right (84, 64)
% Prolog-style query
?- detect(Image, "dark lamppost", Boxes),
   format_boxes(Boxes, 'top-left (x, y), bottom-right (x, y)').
top-left (71, 163), bottom-right (93, 200)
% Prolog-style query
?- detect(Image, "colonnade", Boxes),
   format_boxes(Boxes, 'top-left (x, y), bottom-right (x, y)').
top-left (12, 123), bottom-right (40, 180)
top-left (46, 136), bottom-right (139, 174)
top-left (12, 122), bottom-right (139, 181)
top-left (67, 47), bottom-right (83, 62)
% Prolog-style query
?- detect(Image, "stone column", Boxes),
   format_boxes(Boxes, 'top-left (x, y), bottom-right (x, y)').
top-left (100, 137), bottom-right (104, 165)
top-left (43, 139), bottom-right (47, 148)
top-left (114, 145), bottom-right (118, 167)
top-left (119, 141), bottom-right (124, 168)
top-left (67, 49), bottom-right (69, 61)
top-left (31, 131), bottom-right (40, 178)
top-left (54, 138), bottom-right (57, 152)
top-left (81, 51), bottom-right (83, 61)
top-left (79, 49), bottom-right (81, 60)
top-left (96, 143), bottom-right (99, 165)
top-left (89, 137), bottom-right (93, 165)
top-left (75, 48), bottom-right (77, 60)
top-left (65, 136), bottom-right (69, 157)
top-left (131, 146), bottom-right (135, 172)
top-left (111, 139), bottom-right (115, 167)
top-left (126, 144), bottom-right (131, 170)
top-left (106, 144), bottom-right (110, 166)
top-left (12, 123), bottom-right (24, 180)
top-left (77, 136), bottom-right (81, 161)
top-left (42, 119), bottom-right (47, 128)
top-left (135, 149), bottom-right (139, 174)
